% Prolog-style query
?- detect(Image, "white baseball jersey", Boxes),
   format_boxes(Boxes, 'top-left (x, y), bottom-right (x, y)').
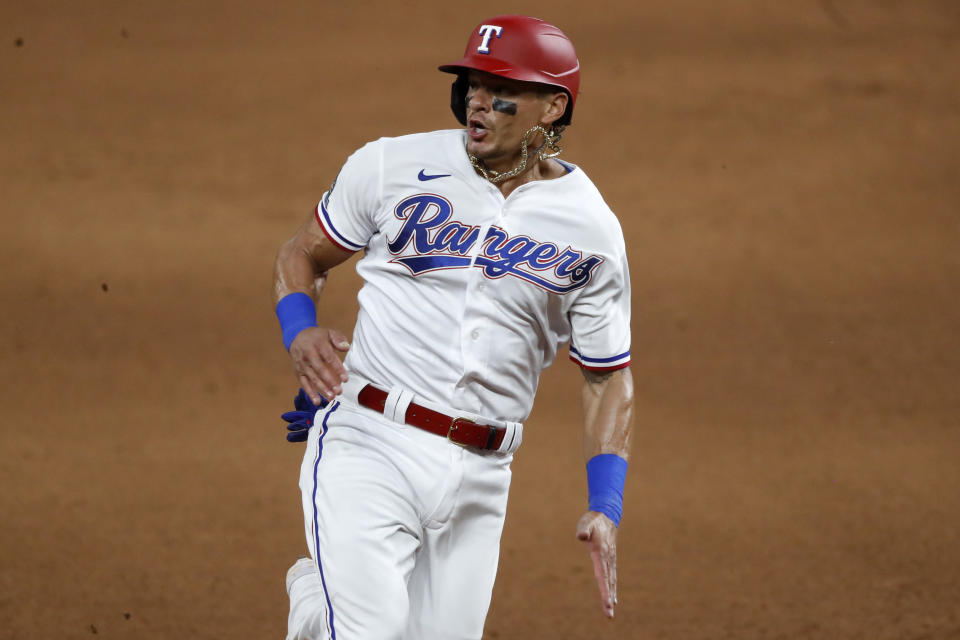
top-left (315, 129), bottom-right (631, 423)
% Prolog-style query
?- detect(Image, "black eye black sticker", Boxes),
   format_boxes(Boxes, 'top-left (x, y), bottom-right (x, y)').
top-left (492, 97), bottom-right (518, 115)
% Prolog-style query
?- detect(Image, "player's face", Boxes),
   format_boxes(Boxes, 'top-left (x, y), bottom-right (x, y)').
top-left (464, 70), bottom-right (564, 172)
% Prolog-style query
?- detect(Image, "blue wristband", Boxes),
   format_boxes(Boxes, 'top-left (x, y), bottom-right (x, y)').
top-left (586, 454), bottom-right (628, 527)
top-left (276, 292), bottom-right (318, 351)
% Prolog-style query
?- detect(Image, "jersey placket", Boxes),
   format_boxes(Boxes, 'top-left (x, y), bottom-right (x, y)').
top-left (451, 185), bottom-right (513, 412)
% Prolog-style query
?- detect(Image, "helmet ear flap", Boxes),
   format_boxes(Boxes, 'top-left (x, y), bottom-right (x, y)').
top-left (450, 73), bottom-right (469, 125)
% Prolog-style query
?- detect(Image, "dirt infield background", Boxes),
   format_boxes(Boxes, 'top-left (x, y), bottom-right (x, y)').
top-left (2, 1), bottom-right (959, 638)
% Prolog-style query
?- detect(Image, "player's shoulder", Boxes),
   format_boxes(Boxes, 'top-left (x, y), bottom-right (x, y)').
top-left (552, 161), bottom-right (609, 207)
top-left (339, 130), bottom-right (459, 176)
top-left (347, 130), bottom-right (462, 173)
top-left (364, 129), bottom-right (461, 154)
top-left (549, 161), bottom-right (625, 246)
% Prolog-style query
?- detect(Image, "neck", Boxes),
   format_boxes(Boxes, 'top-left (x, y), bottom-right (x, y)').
top-left (492, 158), bottom-right (545, 197)
top-left (468, 125), bottom-right (563, 196)
top-left (482, 148), bottom-right (533, 177)
top-left (471, 155), bottom-right (564, 198)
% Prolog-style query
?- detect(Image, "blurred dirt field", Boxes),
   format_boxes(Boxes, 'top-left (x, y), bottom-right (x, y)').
top-left (2, 1), bottom-right (959, 638)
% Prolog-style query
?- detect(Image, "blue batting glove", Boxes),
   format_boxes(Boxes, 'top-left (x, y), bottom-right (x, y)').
top-left (281, 388), bottom-right (328, 443)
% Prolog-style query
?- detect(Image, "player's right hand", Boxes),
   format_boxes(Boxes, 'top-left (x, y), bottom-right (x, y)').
top-left (289, 327), bottom-right (350, 404)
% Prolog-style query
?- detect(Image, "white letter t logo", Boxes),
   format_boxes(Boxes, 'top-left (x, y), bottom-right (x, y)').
top-left (476, 25), bottom-right (503, 54)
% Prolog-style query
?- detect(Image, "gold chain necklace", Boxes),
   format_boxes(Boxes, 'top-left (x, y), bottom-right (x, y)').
top-left (467, 125), bottom-right (563, 184)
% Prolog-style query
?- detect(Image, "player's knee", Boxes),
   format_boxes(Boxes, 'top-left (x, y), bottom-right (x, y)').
top-left (322, 560), bottom-right (410, 638)
top-left (371, 597), bottom-right (409, 639)
top-left (332, 595), bottom-right (408, 640)
top-left (287, 591), bottom-right (334, 640)
top-left (286, 608), bottom-right (331, 640)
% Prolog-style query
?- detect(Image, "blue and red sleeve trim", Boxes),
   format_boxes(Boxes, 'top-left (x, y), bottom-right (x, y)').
top-left (315, 201), bottom-right (364, 253)
top-left (569, 345), bottom-right (631, 372)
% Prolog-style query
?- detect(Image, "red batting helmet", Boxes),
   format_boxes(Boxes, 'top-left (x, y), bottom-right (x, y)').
top-left (439, 15), bottom-right (581, 126)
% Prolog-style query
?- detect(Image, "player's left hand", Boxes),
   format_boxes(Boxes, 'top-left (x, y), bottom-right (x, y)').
top-left (576, 510), bottom-right (618, 619)
top-left (281, 388), bottom-right (328, 443)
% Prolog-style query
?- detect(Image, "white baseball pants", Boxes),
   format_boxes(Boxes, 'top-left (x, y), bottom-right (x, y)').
top-left (286, 399), bottom-right (513, 640)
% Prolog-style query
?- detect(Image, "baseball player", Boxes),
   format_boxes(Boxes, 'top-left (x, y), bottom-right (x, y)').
top-left (273, 15), bottom-right (634, 640)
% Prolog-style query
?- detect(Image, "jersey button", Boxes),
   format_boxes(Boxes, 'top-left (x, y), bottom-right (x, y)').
top-left (470, 329), bottom-right (480, 340)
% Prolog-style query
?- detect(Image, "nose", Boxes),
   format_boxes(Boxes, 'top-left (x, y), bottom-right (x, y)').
top-left (466, 86), bottom-right (492, 113)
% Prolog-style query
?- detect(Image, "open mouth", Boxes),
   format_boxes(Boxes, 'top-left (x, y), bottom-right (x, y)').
top-left (468, 118), bottom-right (487, 140)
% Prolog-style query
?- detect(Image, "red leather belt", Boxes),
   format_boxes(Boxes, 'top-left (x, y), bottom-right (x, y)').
top-left (356, 384), bottom-right (506, 451)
